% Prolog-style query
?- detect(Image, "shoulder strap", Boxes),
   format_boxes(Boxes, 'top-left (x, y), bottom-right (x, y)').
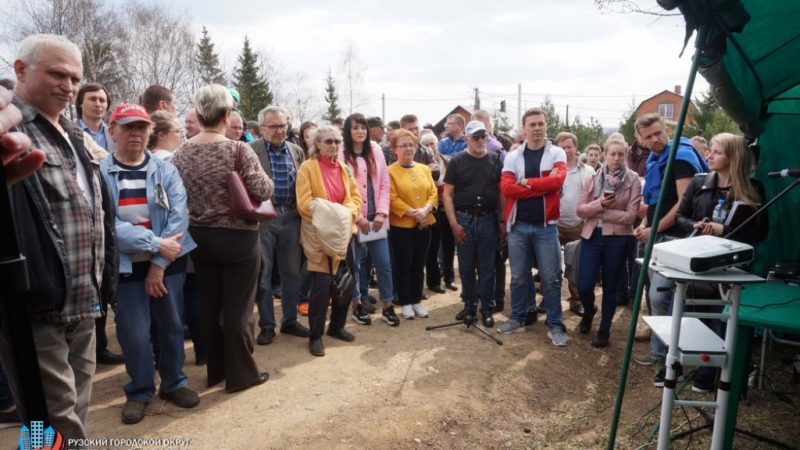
top-left (235, 140), bottom-right (244, 173)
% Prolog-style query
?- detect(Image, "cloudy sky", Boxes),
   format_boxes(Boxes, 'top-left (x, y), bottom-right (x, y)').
top-left (178, 0), bottom-right (708, 129)
top-left (2, 0), bottom-right (708, 130)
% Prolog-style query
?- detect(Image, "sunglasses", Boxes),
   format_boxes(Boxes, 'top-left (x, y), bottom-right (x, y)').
top-left (470, 133), bottom-right (488, 141)
top-left (322, 138), bottom-right (342, 145)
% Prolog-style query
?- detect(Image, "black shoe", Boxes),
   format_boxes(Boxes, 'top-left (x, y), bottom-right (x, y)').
top-left (309, 338), bottom-right (325, 356)
top-left (280, 321), bottom-right (311, 338)
top-left (524, 307), bottom-right (538, 326)
top-left (352, 304), bottom-right (372, 325)
top-left (121, 400), bottom-right (148, 424)
top-left (158, 387), bottom-right (200, 408)
top-left (617, 295), bottom-right (631, 307)
top-left (227, 372), bottom-right (270, 393)
top-left (535, 303), bottom-right (546, 315)
top-left (493, 300), bottom-right (504, 313)
top-left (361, 299), bottom-right (377, 314)
top-left (195, 355), bottom-right (207, 366)
top-left (445, 281), bottom-right (458, 291)
top-left (420, 293), bottom-right (428, 300)
top-left (455, 307), bottom-right (468, 321)
top-left (327, 327), bottom-right (355, 342)
top-left (381, 306), bottom-right (400, 327)
top-left (578, 305), bottom-right (597, 335)
top-left (591, 331), bottom-right (610, 348)
top-left (0, 408), bottom-right (20, 426)
top-left (654, 365), bottom-right (684, 387)
top-left (97, 349), bottom-right (124, 365)
top-left (569, 303), bottom-right (585, 317)
top-left (256, 328), bottom-right (276, 345)
top-left (428, 285), bottom-right (446, 294)
top-left (692, 377), bottom-right (715, 394)
top-left (482, 315), bottom-right (495, 328)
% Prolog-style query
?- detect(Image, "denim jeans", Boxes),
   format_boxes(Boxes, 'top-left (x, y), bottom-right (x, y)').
top-left (116, 272), bottom-right (188, 402)
top-left (257, 208), bottom-right (302, 330)
top-left (507, 221), bottom-right (564, 329)
top-left (455, 211), bottom-right (498, 315)
top-left (577, 229), bottom-right (630, 333)
top-left (353, 237), bottom-right (393, 302)
top-left (648, 269), bottom-right (675, 361)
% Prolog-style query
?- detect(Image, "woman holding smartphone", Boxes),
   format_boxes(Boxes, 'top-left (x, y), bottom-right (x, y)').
top-left (575, 138), bottom-right (642, 347)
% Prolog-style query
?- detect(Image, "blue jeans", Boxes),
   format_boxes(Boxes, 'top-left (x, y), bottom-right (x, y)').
top-left (648, 269), bottom-right (675, 361)
top-left (257, 208), bottom-right (302, 330)
top-left (577, 229), bottom-right (630, 333)
top-left (507, 221), bottom-right (564, 329)
top-left (353, 237), bottom-right (393, 302)
top-left (116, 272), bottom-right (188, 402)
top-left (455, 211), bottom-right (498, 315)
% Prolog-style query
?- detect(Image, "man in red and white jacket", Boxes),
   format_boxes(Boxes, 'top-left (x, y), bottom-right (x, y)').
top-left (497, 108), bottom-right (569, 346)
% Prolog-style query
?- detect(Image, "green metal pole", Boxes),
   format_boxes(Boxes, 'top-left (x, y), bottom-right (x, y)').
top-left (606, 20), bottom-right (710, 449)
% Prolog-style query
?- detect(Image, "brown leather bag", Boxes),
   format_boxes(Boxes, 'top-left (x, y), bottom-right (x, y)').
top-left (227, 141), bottom-right (276, 222)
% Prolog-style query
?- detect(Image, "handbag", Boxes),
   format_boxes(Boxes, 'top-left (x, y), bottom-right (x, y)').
top-left (227, 141), bottom-right (276, 222)
top-left (328, 255), bottom-right (355, 308)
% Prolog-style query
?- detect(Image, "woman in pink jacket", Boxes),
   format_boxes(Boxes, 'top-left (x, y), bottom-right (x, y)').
top-left (340, 113), bottom-right (399, 327)
top-left (575, 138), bottom-right (641, 348)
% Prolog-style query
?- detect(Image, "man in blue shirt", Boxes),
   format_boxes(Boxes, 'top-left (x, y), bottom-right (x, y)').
top-left (438, 114), bottom-right (467, 156)
top-left (75, 82), bottom-right (122, 367)
top-left (76, 82), bottom-right (114, 152)
top-left (251, 106), bottom-right (310, 345)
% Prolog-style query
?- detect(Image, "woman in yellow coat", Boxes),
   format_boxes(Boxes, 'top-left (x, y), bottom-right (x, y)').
top-left (296, 125), bottom-right (361, 357)
top-left (388, 129), bottom-right (438, 320)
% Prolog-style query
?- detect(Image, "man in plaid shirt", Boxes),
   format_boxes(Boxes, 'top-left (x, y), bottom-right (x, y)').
top-left (1, 34), bottom-right (117, 442)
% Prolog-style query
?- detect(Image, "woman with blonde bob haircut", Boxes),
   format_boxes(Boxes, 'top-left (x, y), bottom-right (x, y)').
top-left (576, 137), bottom-right (642, 348)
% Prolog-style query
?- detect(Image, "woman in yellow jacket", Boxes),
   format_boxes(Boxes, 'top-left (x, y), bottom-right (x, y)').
top-left (388, 129), bottom-right (438, 320)
top-left (296, 125), bottom-right (361, 357)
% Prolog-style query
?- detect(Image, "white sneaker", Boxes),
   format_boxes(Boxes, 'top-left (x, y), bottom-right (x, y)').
top-left (411, 303), bottom-right (428, 318)
top-left (401, 304), bottom-right (415, 319)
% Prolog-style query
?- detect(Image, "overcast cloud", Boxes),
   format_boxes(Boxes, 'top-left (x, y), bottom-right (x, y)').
top-left (2, 0), bottom-right (708, 129)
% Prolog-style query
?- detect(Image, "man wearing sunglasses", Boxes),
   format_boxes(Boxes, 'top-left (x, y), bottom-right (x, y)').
top-left (251, 106), bottom-right (310, 345)
top-left (442, 121), bottom-right (504, 327)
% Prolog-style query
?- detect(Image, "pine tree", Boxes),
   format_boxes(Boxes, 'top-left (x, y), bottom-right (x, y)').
top-left (195, 26), bottom-right (226, 86)
top-left (618, 98), bottom-right (638, 144)
top-left (232, 36), bottom-right (273, 120)
top-left (322, 70), bottom-right (342, 124)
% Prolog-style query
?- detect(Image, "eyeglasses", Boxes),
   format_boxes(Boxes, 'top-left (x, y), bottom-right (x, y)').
top-left (322, 138), bottom-right (342, 145)
top-left (263, 124), bottom-right (288, 131)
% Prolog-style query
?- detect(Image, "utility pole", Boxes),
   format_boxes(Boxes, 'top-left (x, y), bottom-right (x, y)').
top-left (565, 104), bottom-right (570, 129)
top-left (381, 93), bottom-right (385, 122)
top-left (517, 83), bottom-right (522, 131)
top-left (474, 87), bottom-right (480, 111)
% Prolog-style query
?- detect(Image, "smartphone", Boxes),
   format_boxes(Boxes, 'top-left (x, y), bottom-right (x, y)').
top-left (603, 191), bottom-right (615, 198)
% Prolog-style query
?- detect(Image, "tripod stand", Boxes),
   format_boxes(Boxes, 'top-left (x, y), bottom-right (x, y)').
top-left (426, 195), bottom-right (503, 345)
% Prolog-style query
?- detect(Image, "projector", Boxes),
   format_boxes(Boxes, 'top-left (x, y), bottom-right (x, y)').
top-left (651, 235), bottom-right (754, 274)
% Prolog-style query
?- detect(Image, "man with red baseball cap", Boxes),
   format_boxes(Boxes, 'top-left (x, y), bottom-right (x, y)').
top-left (102, 102), bottom-right (199, 424)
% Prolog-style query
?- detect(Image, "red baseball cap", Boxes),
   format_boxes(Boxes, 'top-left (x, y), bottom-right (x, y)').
top-left (109, 103), bottom-right (152, 125)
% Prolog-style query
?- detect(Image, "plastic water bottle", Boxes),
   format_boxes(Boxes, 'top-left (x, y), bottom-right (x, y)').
top-left (712, 198), bottom-right (727, 224)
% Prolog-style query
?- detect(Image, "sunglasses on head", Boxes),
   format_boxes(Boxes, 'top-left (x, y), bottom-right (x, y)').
top-left (322, 138), bottom-right (342, 145)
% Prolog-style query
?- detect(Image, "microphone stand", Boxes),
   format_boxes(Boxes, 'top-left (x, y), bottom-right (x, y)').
top-left (426, 148), bottom-right (503, 345)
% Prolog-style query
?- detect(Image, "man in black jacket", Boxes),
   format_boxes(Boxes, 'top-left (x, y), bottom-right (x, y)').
top-left (1, 34), bottom-right (117, 442)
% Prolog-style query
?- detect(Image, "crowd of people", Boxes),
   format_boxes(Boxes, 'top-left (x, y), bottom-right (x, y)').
top-left (0, 33), bottom-right (767, 443)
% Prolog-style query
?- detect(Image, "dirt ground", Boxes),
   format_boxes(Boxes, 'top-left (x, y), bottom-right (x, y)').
top-left (2, 283), bottom-right (799, 449)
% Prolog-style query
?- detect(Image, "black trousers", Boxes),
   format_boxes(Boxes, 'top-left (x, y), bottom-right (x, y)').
top-left (390, 227), bottom-right (431, 305)
top-left (190, 226), bottom-right (261, 392)
top-left (308, 239), bottom-right (357, 339)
